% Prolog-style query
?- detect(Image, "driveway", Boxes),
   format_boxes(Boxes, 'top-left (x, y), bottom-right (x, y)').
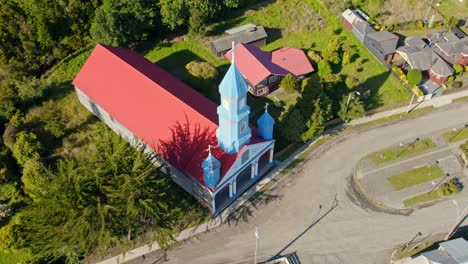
top-left (134, 102), bottom-right (468, 264)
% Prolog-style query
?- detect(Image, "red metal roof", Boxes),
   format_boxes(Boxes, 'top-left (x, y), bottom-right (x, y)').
top-left (72, 44), bottom-right (262, 189)
top-left (272, 47), bottom-right (315, 77)
top-left (225, 43), bottom-right (314, 86)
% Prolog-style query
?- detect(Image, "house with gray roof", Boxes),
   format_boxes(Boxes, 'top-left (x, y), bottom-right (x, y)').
top-left (427, 28), bottom-right (468, 66)
top-left (341, 9), bottom-right (399, 66)
top-left (407, 238), bottom-right (468, 264)
top-left (396, 36), bottom-right (453, 85)
top-left (210, 25), bottom-right (267, 58)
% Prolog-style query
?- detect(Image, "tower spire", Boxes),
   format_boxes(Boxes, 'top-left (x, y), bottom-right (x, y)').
top-left (207, 144), bottom-right (212, 156)
top-left (264, 102), bottom-right (269, 113)
top-left (231, 41), bottom-right (235, 64)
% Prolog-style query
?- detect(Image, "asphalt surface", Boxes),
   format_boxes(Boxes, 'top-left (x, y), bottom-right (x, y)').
top-left (135, 102), bottom-right (468, 264)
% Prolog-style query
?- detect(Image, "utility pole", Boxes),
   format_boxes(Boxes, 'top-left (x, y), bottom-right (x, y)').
top-left (406, 91), bottom-right (416, 114)
top-left (345, 91), bottom-right (360, 121)
top-left (445, 207), bottom-right (467, 240)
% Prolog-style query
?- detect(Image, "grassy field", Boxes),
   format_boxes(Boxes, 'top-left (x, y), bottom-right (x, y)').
top-left (387, 165), bottom-right (444, 191)
top-left (0, 250), bottom-right (29, 263)
top-left (443, 126), bottom-right (468, 142)
top-left (368, 138), bottom-right (437, 165)
top-left (404, 190), bottom-right (441, 207)
top-left (439, 0), bottom-right (468, 19)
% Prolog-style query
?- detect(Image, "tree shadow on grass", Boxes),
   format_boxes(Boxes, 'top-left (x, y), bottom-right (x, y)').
top-left (156, 49), bottom-right (223, 103)
top-left (360, 70), bottom-right (390, 110)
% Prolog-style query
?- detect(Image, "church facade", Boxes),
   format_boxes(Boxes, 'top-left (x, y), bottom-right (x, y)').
top-left (72, 44), bottom-right (275, 215)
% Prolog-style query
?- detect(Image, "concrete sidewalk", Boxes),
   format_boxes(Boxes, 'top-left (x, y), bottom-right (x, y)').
top-left (96, 89), bottom-right (468, 264)
top-left (348, 89), bottom-right (468, 126)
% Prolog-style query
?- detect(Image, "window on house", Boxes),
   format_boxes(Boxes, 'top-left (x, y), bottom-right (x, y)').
top-left (241, 149), bottom-right (249, 164)
top-left (257, 88), bottom-right (267, 95)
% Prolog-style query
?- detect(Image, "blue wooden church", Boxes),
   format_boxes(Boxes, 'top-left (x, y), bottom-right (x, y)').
top-left (73, 43), bottom-right (276, 215)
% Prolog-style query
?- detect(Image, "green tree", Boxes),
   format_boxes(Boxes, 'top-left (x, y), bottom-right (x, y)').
top-left (19, 132), bottom-right (175, 262)
top-left (12, 131), bottom-right (42, 166)
top-left (342, 50), bottom-right (351, 65)
top-left (321, 37), bottom-right (341, 64)
top-left (407, 69), bottom-right (422, 86)
top-left (338, 94), bottom-right (365, 121)
top-left (16, 76), bottom-right (45, 102)
top-left (296, 75), bottom-right (323, 118)
top-left (280, 108), bottom-right (305, 142)
top-left (317, 60), bottom-right (332, 79)
top-left (300, 95), bottom-right (331, 142)
top-left (90, 0), bottom-right (153, 46)
top-left (159, 0), bottom-right (189, 30)
top-left (280, 74), bottom-right (298, 93)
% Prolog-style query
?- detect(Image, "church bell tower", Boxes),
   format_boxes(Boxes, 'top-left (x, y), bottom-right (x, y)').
top-left (216, 43), bottom-right (251, 154)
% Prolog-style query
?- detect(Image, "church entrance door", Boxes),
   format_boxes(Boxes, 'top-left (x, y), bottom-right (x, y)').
top-left (236, 166), bottom-right (252, 195)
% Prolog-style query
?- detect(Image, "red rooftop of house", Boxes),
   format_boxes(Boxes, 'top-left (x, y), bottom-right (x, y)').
top-left (225, 43), bottom-right (314, 86)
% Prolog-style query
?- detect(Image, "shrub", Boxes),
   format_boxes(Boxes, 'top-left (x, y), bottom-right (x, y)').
top-left (407, 69), bottom-right (422, 85)
top-left (185, 61), bottom-right (217, 79)
top-left (307, 50), bottom-right (322, 62)
top-left (317, 60), bottom-right (332, 79)
top-left (438, 178), bottom-right (462, 196)
top-left (39, 101), bottom-right (66, 138)
top-left (447, 76), bottom-right (455, 83)
top-left (345, 76), bottom-right (359, 89)
top-left (342, 51), bottom-right (351, 65)
top-left (12, 131), bottom-right (42, 166)
top-left (412, 85), bottom-right (424, 97)
top-left (2, 124), bottom-right (19, 150)
top-left (453, 64), bottom-right (464, 75)
top-left (323, 73), bottom-right (342, 84)
top-left (452, 81), bottom-right (463, 89)
top-left (280, 74), bottom-right (298, 93)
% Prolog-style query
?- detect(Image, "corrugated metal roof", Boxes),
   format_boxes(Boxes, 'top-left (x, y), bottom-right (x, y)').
top-left (439, 238), bottom-right (468, 263)
top-left (225, 24), bottom-right (257, 35)
top-left (367, 31), bottom-right (399, 55)
top-left (211, 26), bottom-right (267, 52)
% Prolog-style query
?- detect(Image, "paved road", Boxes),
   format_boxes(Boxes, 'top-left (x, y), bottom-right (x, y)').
top-left (136, 102), bottom-right (468, 264)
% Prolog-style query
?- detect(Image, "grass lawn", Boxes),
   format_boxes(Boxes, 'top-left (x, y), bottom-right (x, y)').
top-left (403, 190), bottom-right (441, 207)
top-left (439, 0), bottom-right (468, 19)
top-left (453, 95), bottom-right (468, 103)
top-left (368, 138), bottom-right (437, 165)
top-left (387, 165), bottom-right (444, 191)
top-left (443, 126), bottom-right (468, 143)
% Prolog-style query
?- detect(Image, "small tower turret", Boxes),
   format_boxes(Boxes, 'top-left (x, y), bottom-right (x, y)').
top-left (202, 145), bottom-right (221, 188)
top-left (257, 102), bottom-right (275, 140)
